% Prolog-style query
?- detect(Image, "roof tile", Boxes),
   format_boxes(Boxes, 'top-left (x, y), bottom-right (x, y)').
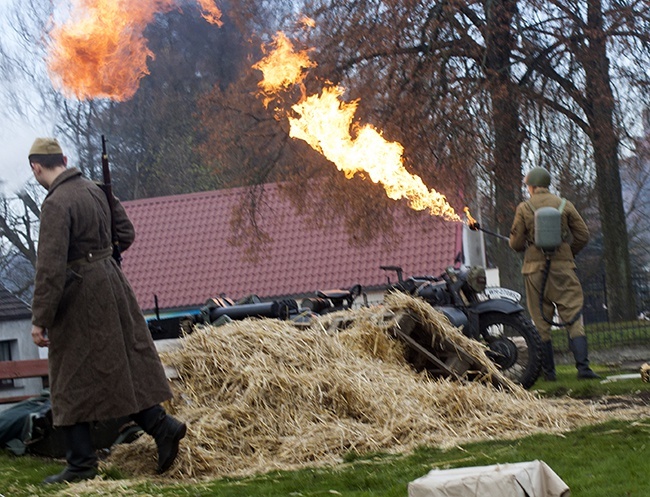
top-left (121, 184), bottom-right (461, 311)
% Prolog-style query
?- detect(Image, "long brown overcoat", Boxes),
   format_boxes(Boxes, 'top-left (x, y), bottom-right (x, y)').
top-left (31, 168), bottom-right (172, 426)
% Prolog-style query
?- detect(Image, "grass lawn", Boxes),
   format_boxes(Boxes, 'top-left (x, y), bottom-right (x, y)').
top-left (1, 365), bottom-right (648, 496)
top-left (532, 363), bottom-right (650, 398)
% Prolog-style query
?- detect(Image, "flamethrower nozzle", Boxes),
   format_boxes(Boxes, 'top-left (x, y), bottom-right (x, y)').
top-left (463, 206), bottom-right (509, 242)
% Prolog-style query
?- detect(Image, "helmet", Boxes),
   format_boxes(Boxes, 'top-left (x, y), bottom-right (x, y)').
top-left (524, 167), bottom-right (551, 187)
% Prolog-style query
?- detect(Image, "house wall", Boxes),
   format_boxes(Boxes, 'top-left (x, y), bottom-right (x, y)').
top-left (0, 317), bottom-right (44, 408)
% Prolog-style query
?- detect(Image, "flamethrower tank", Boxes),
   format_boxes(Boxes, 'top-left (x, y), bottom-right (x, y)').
top-left (534, 206), bottom-right (563, 253)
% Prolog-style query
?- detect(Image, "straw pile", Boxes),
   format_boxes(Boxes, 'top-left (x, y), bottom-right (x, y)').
top-left (107, 293), bottom-right (605, 479)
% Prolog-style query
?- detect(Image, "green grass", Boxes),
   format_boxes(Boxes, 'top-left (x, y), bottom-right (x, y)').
top-left (532, 363), bottom-right (650, 398)
top-left (550, 323), bottom-right (650, 351)
top-left (2, 419), bottom-right (649, 496)
top-left (1, 367), bottom-right (649, 496)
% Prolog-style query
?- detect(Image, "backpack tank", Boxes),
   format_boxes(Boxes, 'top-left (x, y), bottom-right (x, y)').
top-left (534, 206), bottom-right (563, 252)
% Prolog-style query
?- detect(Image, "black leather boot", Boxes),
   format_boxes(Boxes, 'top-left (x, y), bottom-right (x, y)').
top-left (131, 405), bottom-right (187, 473)
top-left (570, 336), bottom-right (601, 379)
top-left (43, 423), bottom-right (98, 484)
top-left (541, 340), bottom-right (557, 381)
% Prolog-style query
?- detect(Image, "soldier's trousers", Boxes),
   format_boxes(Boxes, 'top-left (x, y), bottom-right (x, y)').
top-left (524, 268), bottom-right (586, 342)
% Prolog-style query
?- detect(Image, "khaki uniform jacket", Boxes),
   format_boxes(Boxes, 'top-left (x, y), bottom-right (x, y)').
top-left (509, 189), bottom-right (589, 274)
top-left (31, 168), bottom-right (172, 426)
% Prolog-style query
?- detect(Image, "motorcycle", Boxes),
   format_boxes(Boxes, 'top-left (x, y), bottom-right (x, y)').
top-left (300, 284), bottom-right (364, 315)
top-left (379, 265), bottom-right (542, 389)
top-left (301, 266), bottom-right (542, 389)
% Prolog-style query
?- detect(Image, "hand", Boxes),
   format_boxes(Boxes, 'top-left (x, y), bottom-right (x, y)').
top-left (31, 325), bottom-right (50, 347)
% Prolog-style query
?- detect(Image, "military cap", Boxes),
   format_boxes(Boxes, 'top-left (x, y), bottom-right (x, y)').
top-left (29, 137), bottom-right (63, 156)
top-left (524, 167), bottom-right (551, 187)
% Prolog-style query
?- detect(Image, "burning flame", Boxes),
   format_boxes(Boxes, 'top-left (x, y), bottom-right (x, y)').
top-left (253, 32), bottom-right (315, 107)
top-left (195, 0), bottom-right (223, 25)
top-left (464, 207), bottom-right (478, 228)
top-left (289, 88), bottom-right (460, 220)
top-left (47, 0), bottom-right (222, 101)
top-left (256, 32), bottom-right (460, 222)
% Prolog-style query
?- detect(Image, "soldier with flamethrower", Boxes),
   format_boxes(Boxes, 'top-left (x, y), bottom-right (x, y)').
top-left (509, 167), bottom-right (599, 381)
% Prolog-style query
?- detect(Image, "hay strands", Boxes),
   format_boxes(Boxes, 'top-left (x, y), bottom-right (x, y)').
top-left (320, 305), bottom-right (511, 391)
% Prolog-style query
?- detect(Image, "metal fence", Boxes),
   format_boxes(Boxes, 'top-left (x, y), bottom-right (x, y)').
top-left (550, 275), bottom-right (650, 352)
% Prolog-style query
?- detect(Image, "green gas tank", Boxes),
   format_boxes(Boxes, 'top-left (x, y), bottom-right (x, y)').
top-left (533, 199), bottom-right (566, 253)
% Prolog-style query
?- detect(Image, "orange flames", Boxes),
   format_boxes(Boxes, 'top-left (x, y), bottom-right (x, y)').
top-left (47, 0), bottom-right (222, 101)
top-left (464, 207), bottom-right (478, 227)
top-left (255, 31), bottom-right (461, 222)
top-left (47, 7), bottom-right (465, 224)
top-left (253, 32), bottom-right (315, 107)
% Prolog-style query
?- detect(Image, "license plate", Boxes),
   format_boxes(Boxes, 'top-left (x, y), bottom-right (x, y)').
top-left (483, 287), bottom-right (521, 303)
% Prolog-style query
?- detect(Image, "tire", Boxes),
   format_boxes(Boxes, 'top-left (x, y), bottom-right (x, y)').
top-left (478, 311), bottom-right (542, 389)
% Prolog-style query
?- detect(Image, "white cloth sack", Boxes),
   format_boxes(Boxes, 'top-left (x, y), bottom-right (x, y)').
top-left (408, 460), bottom-right (570, 497)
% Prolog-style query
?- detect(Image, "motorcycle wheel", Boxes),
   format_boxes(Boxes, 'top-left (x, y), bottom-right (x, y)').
top-left (478, 312), bottom-right (542, 389)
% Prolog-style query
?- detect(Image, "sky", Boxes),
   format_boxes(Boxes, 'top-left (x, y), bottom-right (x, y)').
top-left (0, 0), bottom-right (56, 196)
top-left (0, 120), bottom-right (53, 195)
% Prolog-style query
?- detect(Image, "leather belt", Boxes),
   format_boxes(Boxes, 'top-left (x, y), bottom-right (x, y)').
top-left (67, 247), bottom-right (114, 268)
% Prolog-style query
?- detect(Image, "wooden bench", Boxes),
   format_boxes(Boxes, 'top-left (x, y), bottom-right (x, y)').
top-left (0, 359), bottom-right (49, 404)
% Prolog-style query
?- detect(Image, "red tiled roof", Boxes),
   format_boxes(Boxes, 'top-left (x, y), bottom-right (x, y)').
top-left (121, 184), bottom-right (461, 312)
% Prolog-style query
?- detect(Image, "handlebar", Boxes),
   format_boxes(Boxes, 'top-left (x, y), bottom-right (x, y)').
top-left (380, 265), bottom-right (404, 284)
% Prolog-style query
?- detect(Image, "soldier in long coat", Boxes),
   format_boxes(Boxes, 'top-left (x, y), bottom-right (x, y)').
top-left (28, 138), bottom-right (187, 484)
top-left (509, 167), bottom-right (599, 381)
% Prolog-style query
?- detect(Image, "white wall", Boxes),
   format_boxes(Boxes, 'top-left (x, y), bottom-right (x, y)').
top-left (0, 317), bottom-right (44, 405)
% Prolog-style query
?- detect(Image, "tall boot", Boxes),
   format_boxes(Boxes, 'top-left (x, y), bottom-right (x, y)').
top-left (43, 423), bottom-right (98, 484)
top-left (131, 405), bottom-right (187, 473)
top-left (569, 336), bottom-right (601, 379)
top-left (541, 340), bottom-right (556, 381)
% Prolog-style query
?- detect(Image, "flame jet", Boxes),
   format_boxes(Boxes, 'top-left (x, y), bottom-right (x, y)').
top-left (253, 31), bottom-right (315, 107)
top-left (254, 31), bottom-right (460, 222)
top-left (47, 0), bottom-right (222, 101)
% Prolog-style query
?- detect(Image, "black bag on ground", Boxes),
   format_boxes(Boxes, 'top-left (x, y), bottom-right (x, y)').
top-left (0, 391), bottom-right (140, 457)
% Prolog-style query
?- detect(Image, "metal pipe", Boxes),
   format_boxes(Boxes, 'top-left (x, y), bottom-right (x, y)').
top-left (468, 223), bottom-right (510, 242)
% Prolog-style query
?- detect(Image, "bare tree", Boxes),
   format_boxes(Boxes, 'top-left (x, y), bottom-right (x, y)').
top-left (516, 0), bottom-right (650, 320)
top-left (82, 3), bottom-right (256, 199)
top-left (0, 0), bottom-right (55, 121)
top-left (1, 1), bottom-right (254, 200)
top-left (623, 113), bottom-right (650, 275)
top-left (258, 0), bottom-right (526, 287)
top-left (0, 0), bottom-right (104, 181)
top-left (290, 0), bottom-right (650, 318)
top-left (199, 1), bottom-right (530, 288)
top-left (0, 184), bottom-right (42, 300)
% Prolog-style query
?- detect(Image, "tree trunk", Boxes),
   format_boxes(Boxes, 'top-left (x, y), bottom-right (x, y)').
top-left (581, 0), bottom-right (636, 321)
top-left (484, 0), bottom-right (524, 290)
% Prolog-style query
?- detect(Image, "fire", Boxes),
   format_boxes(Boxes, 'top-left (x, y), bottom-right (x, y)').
top-left (289, 87), bottom-right (460, 220)
top-left (195, 0), bottom-right (223, 25)
top-left (464, 207), bottom-right (478, 228)
top-left (256, 31), bottom-right (460, 222)
top-left (47, 0), bottom-right (222, 101)
top-left (253, 32), bottom-right (315, 106)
